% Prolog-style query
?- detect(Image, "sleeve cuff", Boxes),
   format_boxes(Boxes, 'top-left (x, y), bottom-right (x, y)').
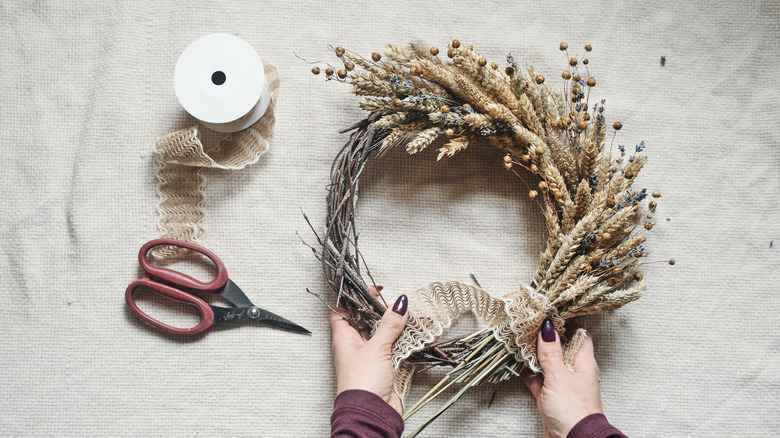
top-left (331, 389), bottom-right (404, 438)
top-left (567, 413), bottom-right (627, 438)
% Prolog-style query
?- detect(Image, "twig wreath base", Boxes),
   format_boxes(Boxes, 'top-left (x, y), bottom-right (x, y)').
top-left (306, 40), bottom-right (668, 435)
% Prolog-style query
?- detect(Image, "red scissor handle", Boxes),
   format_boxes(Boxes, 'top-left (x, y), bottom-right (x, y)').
top-left (125, 277), bottom-right (214, 335)
top-left (138, 238), bottom-right (229, 292)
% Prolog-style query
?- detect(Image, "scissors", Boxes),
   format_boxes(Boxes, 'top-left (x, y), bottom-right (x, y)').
top-left (126, 238), bottom-right (310, 336)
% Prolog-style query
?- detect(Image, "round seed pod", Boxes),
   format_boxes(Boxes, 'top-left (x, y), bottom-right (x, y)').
top-left (535, 146), bottom-right (545, 155)
top-left (644, 222), bottom-right (654, 230)
top-left (433, 88), bottom-right (442, 95)
top-left (505, 66), bottom-right (515, 75)
top-left (652, 190), bottom-right (661, 198)
top-left (325, 67), bottom-right (334, 76)
top-left (491, 62), bottom-right (498, 70)
top-left (607, 277), bottom-right (618, 286)
top-left (634, 272), bottom-right (643, 281)
top-left (583, 113), bottom-right (591, 121)
top-left (569, 57), bottom-right (578, 66)
top-left (335, 46), bottom-right (345, 57)
top-left (585, 44), bottom-right (592, 52)
top-left (560, 42), bottom-right (568, 51)
top-left (441, 105), bottom-right (450, 113)
top-left (430, 47), bottom-right (439, 56)
top-left (613, 121), bottom-right (623, 130)
top-left (445, 128), bottom-right (455, 137)
top-left (451, 40), bottom-right (461, 48)
top-left (503, 154), bottom-right (512, 163)
top-left (538, 181), bottom-right (548, 190)
top-left (447, 49), bottom-right (455, 58)
top-left (562, 70), bottom-right (572, 80)
top-left (578, 121), bottom-right (587, 130)
top-left (583, 58), bottom-right (589, 65)
top-left (535, 75), bottom-right (545, 84)
top-left (649, 200), bottom-right (657, 210)
top-left (606, 197), bottom-right (616, 207)
top-left (668, 258), bottom-right (676, 265)
top-left (573, 74), bottom-right (581, 83)
top-left (345, 62), bottom-right (355, 71)
top-left (311, 66), bottom-right (321, 75)
top-left (337, 69), bottom-right (347, 79)
top-left (529, 190), bottom-right (539, 199)
top-left (478, 57), bottom-right (487, 67)
top-left (587, 77), bottom-right (596, 87)
top-left (371, 52), bottom-right (382, 62)
top-left (530, 164), bottom-right (539, 172)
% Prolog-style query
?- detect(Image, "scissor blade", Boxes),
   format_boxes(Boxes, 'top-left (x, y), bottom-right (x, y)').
top-left (254, 308), bottom-right (311, 334)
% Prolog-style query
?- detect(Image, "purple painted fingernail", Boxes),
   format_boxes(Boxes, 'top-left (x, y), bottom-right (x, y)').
top-left (541, 319), bottom-right (556, 343)
top-left (392, 294), bottom-right (408, 315)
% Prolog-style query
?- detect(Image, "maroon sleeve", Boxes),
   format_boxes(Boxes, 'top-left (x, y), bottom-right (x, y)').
top-left (331, 389), bottom-right (404, 438)
top-left (567, 413), bottom-right (627, 438)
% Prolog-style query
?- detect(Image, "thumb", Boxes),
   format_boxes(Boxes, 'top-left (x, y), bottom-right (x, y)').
top-left (370, 294), bottom-right (409, 350)
top-left (536, 319), bottom-right (566, 376)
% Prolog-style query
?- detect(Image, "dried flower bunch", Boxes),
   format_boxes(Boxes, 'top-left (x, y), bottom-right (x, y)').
top-left (306, 40), bottom-right (670, 435)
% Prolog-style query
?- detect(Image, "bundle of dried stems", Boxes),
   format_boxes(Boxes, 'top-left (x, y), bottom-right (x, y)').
top-left (305, 40), bottom-right (671, 436)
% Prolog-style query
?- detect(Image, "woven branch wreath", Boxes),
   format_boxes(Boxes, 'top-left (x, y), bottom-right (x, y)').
top-left (306, 41), bottom-right (668, 435)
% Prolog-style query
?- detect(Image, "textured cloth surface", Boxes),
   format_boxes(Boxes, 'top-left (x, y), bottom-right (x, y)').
top-left (1, 1), bottom-right (779, 437)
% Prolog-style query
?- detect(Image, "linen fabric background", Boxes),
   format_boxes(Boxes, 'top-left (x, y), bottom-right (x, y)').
top-left (1, 1), bottom-right (778, 436)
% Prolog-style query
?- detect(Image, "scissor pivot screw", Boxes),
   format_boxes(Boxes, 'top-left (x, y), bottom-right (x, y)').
top-left (247, 306), bottom-right (261, 319)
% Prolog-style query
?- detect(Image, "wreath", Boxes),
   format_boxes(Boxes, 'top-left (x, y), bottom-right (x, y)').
top-left (305, 40), bottom-right (670, 436)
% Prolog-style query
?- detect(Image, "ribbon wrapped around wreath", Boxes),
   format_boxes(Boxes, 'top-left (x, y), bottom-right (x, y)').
top-left (151, 62), bottom-right (279, 259)
top-left (391, 281), bottom-right (566, 402)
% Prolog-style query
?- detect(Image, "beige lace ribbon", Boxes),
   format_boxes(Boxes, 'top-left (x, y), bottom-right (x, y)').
top-left (151, 62), bottom-right (279, 259)
top-left (391, 281), bottom-right (567, 403)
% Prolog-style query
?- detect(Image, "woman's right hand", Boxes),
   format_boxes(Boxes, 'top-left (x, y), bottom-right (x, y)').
top-left (522, 320), bottom-right (604, 438)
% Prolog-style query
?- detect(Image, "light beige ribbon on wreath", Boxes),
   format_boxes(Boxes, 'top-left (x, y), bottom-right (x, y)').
top-left (150, 62), bottom-right (279, 259)
top-left (390, 281), bottom-right (583, 405)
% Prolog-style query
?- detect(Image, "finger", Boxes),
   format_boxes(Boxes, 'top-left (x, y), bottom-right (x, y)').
top-left (368, 285), bottom-right (384, 296)
top-left (572, 329), bottom-right (599, 377)
top-left (329, 307), bottom-right (362, 345)
top-left (521, 368), bottom-right (543, 399)
top-left (536, 319), bottom-right (566, 376)
top-left (369, 294), bottom-right (409, 350)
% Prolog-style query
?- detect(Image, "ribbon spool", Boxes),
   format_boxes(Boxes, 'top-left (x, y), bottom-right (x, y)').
top-left (173, 33), bottom-right (272, 133)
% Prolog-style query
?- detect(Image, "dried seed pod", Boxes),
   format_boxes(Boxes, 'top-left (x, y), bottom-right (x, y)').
top-left (451, 39), bottom-right (461, 48)
top-left (535, 74), bottom-right (545, 84)
top-left (585, 44), bottom-right (592, 52)
top-left (613, 121), bottom-right (623, 130)
top-left (535, 146), bottom-right (545, 155)
top-left (433, 88), bottom-right (442, 95)
top-left (583, 113), bottom-right (591, 121)
top-left (569, 57), bottom-right (578, 66)
top-left (538, 181), bottom-right (548, 190)
top-left (668, 258), bottom-right (676, 265)
top-left (611, 267), bottom-right (622, 276)
top-left (644, 222), bottom-right (654, 230)
top-left (637, 236), bottom-right (647, 244)
top-left (583, 58), bottom-right (589, 65)
top-left (606, 197), bottom-right (616, 207)
top-left (462, 103), bottom-right (472, 111)
top-left (504, 161), bottom-right (512, 170)
top-left (503, 154), bottom-right (512, 163)
top-left (652, 190), bottom-right (661, 198)
top-left (430, 47), bottom-right (439, 56)
top-left (634, 272), bottom-right (644, 281)
top-left (529, 190), bottom-right (539, 199)
top-left (587, 77), bottom-right (596, 87)
top-left (602, 232), bottom-right (612, 241)
top-left (478, 57), bottom-right (487, 67)
top-left (441, 105), bottom-right (450, 113)
top-left (649, 200), bottom-right (657, 210)
top-left (560, 42), bottom-right (568, 51)
top-left (584, 264), bottom-right (593, 273)
top-left (345, 62), bottom-right (355, 71)
top-left (311, 66), bottom-right (321, 75)
top-left (607, 277), bottom-right (618, 286)
top-left (573, 74), bottom-right (581, 83)
top-left (392, 98), bottom-right (403, 108)
top-left (335, 46), bottom-right (345, 57)
top-left (577, 121), bottom-right (587, 130)
top-left (447, 49), bottom-right (455, 58)
top-left (445, 128), bottom-right (455, 137)
top-left (491, 61), bottom-right (498, 69)
top-left (409, 66), bottom-right (420, 76)
top-left (371, 52), bottom-right (382, 62)
top-left (563, 116), bottom-right (572, 125)
top-left (337, 69), bottom-right (347, 79)
top-left (521, 154), bottom-right (531, 163)
top-left (325, 67), bottom-right (334, 76)
top-left (625, 170), bottom-right (635, 179)
top-left (530, 164), bottom-right (539, 172)
top-left (562, 70), bottom-right (572, 80)
top-left (505, 66), bottom-right (515, 75)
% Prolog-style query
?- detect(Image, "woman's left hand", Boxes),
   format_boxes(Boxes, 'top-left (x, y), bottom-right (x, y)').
top-left (330, 291), bottom-right (409, 415)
